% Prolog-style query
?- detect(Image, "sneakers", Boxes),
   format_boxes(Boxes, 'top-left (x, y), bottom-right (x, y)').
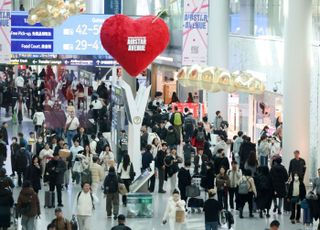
top-left (158, 190), bottom-right (166, 194)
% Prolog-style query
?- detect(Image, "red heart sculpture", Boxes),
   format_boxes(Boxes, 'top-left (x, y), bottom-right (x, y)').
top-left (100, 15), bottom-right (170, 77)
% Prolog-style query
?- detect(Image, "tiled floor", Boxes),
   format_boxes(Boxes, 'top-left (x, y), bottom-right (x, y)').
top-left (2, 118), bottom-right (319, 230)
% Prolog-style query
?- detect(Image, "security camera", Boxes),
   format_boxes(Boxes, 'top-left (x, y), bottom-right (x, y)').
top-left (273, 85), bottom-right (278, 93)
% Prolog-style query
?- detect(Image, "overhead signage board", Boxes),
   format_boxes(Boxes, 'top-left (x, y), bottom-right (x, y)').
top-left (104, 0), bottom-right (122, 14)
top-left (11, 12), bottom-right (113, 58)
top-left (182, 0), bottom-right (208, 66)
top-left (0, 0), bottom-right (12, 64)
top-left (10, 58), bottom-right (117, 66)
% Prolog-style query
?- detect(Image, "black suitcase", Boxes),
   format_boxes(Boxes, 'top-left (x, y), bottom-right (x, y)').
top-left (44, 191), bottom-right (55, 208)
top-left (188, 197), bottom-right (204, 208)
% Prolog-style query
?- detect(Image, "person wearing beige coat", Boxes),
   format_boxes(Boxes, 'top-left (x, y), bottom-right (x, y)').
top-left (90, 156), bottom-right (104, 194)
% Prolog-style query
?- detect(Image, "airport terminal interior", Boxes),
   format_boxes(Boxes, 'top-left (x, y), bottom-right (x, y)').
top-left (1, 0), bottom-right (320, 230)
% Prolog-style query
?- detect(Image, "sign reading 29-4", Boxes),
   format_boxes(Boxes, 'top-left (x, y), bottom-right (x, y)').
top-left (11, 12), bottom-right (112, 57)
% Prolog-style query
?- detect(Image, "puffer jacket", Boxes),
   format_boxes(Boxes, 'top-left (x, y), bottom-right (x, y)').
top-left (90, 163), bottom-right (104, 183)
top-left (17, 187), bottom-right (40, 218)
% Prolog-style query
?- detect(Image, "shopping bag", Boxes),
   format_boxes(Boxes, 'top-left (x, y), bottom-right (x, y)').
top-left (118, 183), bottom-right (128, 195)
top-left (175, 210), bottom-right (185, 223)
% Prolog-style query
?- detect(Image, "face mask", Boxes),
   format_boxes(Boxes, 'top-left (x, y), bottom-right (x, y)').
top-left (294, 176), bottom-right (299, 181)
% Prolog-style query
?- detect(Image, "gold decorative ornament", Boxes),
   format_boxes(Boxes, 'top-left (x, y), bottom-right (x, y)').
top-left (27, 0), bottom-right (86, 27)
top-left (177, 67), bottom-right (265, 94)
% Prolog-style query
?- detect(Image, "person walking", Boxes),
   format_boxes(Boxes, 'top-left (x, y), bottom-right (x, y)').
top-left (244, 151), bottom-right (258, 177)
top-left (288, 150), bottom-right (306, 181)
top-left (45, 152), bottom-right (66, 207)
top-left (203, 189), bottom-right (222, 230)
top-left (10, 137), bottom-right (20, 177)
top-left (237, 169), bottom-right (257, 218)
top-left (170, 106), bottom-right (184, 138)
top-left (164, 147), bottom-right (183, 193)
top-left (155, 142), bottom-right (168, 193)
top-left (74, 182), bottom-right (98, 230)
top-left (0, 183), bottom-right (14, 230)
top-left (213, 111), bottom-right (223, 130)
top-left (111, 214), bottom-right (132, 230)
top-left (270, 157), bottom-right (288, 215)
top-left (227, 161), bottom-right (242, 210)
top-left (89, 156), bottom-right (104, 194)
top-left (177, 161), bottom-right (192, 202)
top-left (239, 136), bottom-right (256, 170)
top-left (232, 131), bottom-right (244, 165)
top-left (162, 189), bottom-right (186, 230)
top-left (287, 172), bottom-right (306, 224)
top-left (255, 166), bottom-right (273, 218)
top-left (216, 166), bottom-right (230, 210)
top-left (50, 208), bottom-right (72, 230)
top-left (25, 155), bottom-right (42, 193)
top-left (33, 108), bottom-right (45, 134)
top-left (117, 154), bottom-right (135, 206)
top-left (15, 143), bottom-right (31, 187)
top-left (103, 167), bottom-right (119, 219)
top-left (17, 180), bottom-right (40, 230)
top-left (0, 134), bottom-right (7, 167)
top-left (258, 135), bottom-right (270, 166)
top-left (65, 111), bottom-right (80, 148)
top-left (0, 122), bottom-right (8, 145)
top-left (141, 145), bottom-right (155, 192)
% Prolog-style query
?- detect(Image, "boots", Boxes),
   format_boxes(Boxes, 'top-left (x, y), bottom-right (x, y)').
top-left (239, 208), bottom-right (244, 219)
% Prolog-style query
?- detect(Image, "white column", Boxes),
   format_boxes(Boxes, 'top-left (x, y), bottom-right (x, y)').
top-left (207, 0), bottom-right (229, 122)
top-left (85, 0), bottom-right (104, 14)
top-left (282, 0), bottom-right (312, 180)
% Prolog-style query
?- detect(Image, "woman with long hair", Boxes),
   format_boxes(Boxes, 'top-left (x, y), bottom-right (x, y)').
top-left (25, 155), bottom-right (42, 193)
top-left (117, 153), bottom-right (135, 206)
top-left (14, 95), bottom-right (28, 125)
top-left (186, 92), bottom-right (194, 103)
top-left (99, 145), bottom-right (115, 172)
top-left (244, 151), bottom-right (259, 176)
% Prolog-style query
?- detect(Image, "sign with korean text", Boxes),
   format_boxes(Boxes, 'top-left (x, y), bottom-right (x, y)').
top-left (182, 0), bottom-right (208, 66)
top-left (0, 0), bottom-right (11, 64)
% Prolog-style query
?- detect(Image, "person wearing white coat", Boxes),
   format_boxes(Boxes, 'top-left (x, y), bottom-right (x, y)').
top-left (162, 189), bottom-right (186, 230)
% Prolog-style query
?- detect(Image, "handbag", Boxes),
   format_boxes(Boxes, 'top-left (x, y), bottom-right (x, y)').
top-left (70, 215), bottom-right (78, 230)
top-left (175, 210), bottom-right (185, 223)
top-left (306, 191), bottom-right (318, 200)
top-left (118, 183), bottom-right (128, 195)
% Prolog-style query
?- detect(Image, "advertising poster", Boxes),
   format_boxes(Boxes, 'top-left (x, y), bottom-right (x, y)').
top-left (182, 0), bottom-right (208, 66)
top-left (0, 0), bottom-right (11, 64)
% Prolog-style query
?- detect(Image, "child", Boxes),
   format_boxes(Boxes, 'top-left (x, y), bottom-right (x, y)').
top-left (287, 172), bottom-right (306, 224)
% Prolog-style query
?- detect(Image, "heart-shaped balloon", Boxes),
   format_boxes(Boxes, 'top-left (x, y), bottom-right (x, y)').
top-left (100, 15), bottom-right (170, 77)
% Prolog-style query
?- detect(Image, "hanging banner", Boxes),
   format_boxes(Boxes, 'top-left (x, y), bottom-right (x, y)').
top-left (182, 0), bottom-right (208, 66)
top-left (0, 0), bottom-right (11, 64)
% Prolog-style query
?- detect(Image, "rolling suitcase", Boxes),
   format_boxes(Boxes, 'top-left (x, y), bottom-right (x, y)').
top-left (44, 191), bottom-right (55, 208)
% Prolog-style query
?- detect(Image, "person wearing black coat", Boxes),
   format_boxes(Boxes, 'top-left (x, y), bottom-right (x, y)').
top-left (155, 122), bottom-right (167, 141)
top-left (25, 155), bottom-right (42, 193)
top-left (73, 127), bottom-right (90, 148)
top-left (201, 161), bottom-right (216, 191)
top-left (213, 149), bottom-right (230, 175)
top-left (10, 137), bottom-right (19, 177)
top-left (270, 157), bottom-right (288, 214)
top-left (165, 126), bottom-right (180, 149)
top-left (141, 145), bottom-right (155, 192)
top-left (255, 166), bottom-right (273, 218)
top-left (0, 185), bottom-right (14, 229)
top-left (177, 161), bottom-right (192, 201)
top-left (15, 144), bottom-right (31, 187)
top-left (0, 134), bottom-right (7, 167)
top-left (45, 152), bottom-right (66, 207)
top-left (287, 173), bottom-right (306, 224)
top-left (0, 122), bottom-right (8, 145)
top-left (239, 136), bottom-right (256, 170)
top-left (155, 143), bottom-right (168, 193)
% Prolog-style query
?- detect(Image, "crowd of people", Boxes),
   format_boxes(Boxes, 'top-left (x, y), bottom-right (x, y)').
top-left (0, 65), bottom-right (317, 230)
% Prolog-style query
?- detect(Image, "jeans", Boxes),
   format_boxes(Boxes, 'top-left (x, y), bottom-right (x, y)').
top-left (77, 215), bottom-right (91, 230)
top-left (67, 130), bottom-right (77, 148)
top-left (169, 173), bottom-right (177, 193)
top-left (158, 167), bottom-right (165, 192)
top-left (260, 155), bottom-right (268, 166)
top-left (217, 189), bottom-right (228, 210)
top-left (205, 221), bottom-right (219, 230)
top-left (49, 183), bottom-right (62, 205)
top-left (17, 171), bottom-right (26, 186)
top-left (290, 198), bottom-right (301, 220)
top-left (21, 215), bottom-right (36, 230)
top-left (229, 187), bottom-right (238, 209)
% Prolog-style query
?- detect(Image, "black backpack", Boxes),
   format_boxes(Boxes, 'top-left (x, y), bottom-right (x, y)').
top-left (196, 130), bottom-right (205, 142)
top-left (184, 118), bottom-right (194, 132)
top-left (15, 150), bottom-right (28, 170)
top-left (104, 175), bottom-right (118, 193)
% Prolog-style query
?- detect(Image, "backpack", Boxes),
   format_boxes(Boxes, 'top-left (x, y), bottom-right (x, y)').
top-left (77, 191), bottom-right (95, 210)
top-left (238, 177), bottom-right (249, 195)
top-left (196, 129), bottom-right (205, 142)
top-left (18, 195), bottom-right (32, 215)
top-left (15, 150), bottom-right (28, 171)
top-left (81, 168), bottom-right (92, 185)
top-left (173, 112), bottom-right (182, 126)
top-left (104, 175), bottom-right (118, 193)
top-left (184, 118), bottom-right (194, 132)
